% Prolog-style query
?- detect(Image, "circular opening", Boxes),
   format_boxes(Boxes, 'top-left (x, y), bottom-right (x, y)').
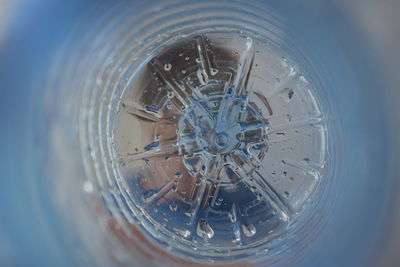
top-left (112, 32), bottom-right (328, 261)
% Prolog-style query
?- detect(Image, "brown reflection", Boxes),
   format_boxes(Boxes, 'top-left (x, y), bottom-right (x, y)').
top-left (108, 217), bottom-right (249, 267)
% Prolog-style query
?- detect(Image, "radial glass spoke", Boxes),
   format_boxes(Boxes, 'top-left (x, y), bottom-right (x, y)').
top-left (143, 179), bottom-right (176, 203)
top-left (123, 104), bottom-right (163, 122)
top-left (150, 58), bottom-right (191, 106)
top-left (233, 165), bottom-right (291, 220)
top-left (266, 70), bottom-right (302, 99)
top-left (215, 78), bottom-right (235, 133)
top-left (230, 203), bottom-right (242, 244)
top-left (251, 171), bottom-right (292, 218)
top-left (269, 115), bottom-right (323, 134)
top-left (240, 119), bottom-right (269, 132)
top-left (232, 37), bottom-right (255, 96)
top-left (230, 150), bottom-right (293, 217)
top-left (122, 135), bottom-right (200, 162)
top-left (195, 36), bottom-right (213, 78)
top-left (284, 158), bottom-right (321, 180)
top-left (187, 180), bottom-right (208, 225)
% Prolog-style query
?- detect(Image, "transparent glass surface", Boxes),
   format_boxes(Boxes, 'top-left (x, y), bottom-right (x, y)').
top-left (113, 33), bottom-right (327, 258)
top-left (0, 0), bottom-right (398, 266)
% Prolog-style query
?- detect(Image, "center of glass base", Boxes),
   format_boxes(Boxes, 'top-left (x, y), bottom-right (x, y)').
top-left (178, 90), bottom-right (269, 178)
top-left (215, 133), bottom-right (228, 148)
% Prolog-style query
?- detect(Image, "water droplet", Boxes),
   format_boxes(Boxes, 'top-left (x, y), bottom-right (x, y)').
top-left (233, 226), bottom-right (241, 243)
top-left (96, 78), bottom-right (102, 86)
top-left (83, 180), bottom-right (94, 193)
top-left (197, 68), bottom-right (207, 85)
top-left (173, 227), bottom-right (191, 238)
top-left (167, 91), bottom-right (174, 98)
top-left (288, 88), bottom-right (294, 99)
top-left (229, 204), bottom-right (238, 223)
top-left (197, 219), bottom-right (214, 239)
top-left (144, 105), bottom-right (160, 113)
top-left (195, 57), bottom-right (201, 63)
top-left (144, 141), bottom-right (160, 151)
top-left (143, 189), bottom-right (158, 202)
top-left (169, 203), bottom-right (178, 211)
top-left (137, 175), bottom-right (147, 184)
top-left (174, 172), bottom-right (183, 179)
top-left (242, 224), bottom-right (256, 237)
top-left (164, 63), bottom-right (172, 71)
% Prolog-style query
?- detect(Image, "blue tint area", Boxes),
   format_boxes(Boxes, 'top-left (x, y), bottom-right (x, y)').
top-left (265, 1), bottom-right (391, 266)
top-left (0, 1), bottom-right (96, 266)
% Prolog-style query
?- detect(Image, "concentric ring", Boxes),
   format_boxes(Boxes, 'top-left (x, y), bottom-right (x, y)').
top-left (49, 1), bottom-right (338, 265)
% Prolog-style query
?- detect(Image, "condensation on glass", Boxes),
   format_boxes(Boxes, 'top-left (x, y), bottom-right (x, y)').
top-left (112, 33), bottom-right (326, 258)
